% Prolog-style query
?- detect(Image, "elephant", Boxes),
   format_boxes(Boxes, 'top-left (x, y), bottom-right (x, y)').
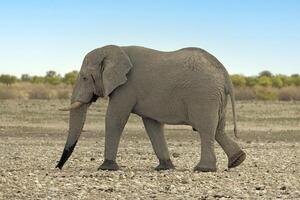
top-left (56, 45), bottom-right (246, 172)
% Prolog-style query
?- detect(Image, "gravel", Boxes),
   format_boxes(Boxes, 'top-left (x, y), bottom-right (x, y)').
top-left (0, 100), bottom-right (299, 199)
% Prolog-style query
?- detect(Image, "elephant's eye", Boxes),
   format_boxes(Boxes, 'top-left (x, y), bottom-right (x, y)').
top-left (82, 77), bottom-right (88, 81)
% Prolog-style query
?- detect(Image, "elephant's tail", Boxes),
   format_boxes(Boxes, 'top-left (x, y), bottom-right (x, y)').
top-left (225, 73), bottom-right (238, 138)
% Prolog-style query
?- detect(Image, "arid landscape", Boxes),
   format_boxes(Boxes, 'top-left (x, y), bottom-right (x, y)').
top-left (0, 99), bottom-right (299, 199)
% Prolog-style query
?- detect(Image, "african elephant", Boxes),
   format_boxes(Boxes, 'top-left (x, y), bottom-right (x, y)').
top-left (56, 45), bottom-right (246, 172)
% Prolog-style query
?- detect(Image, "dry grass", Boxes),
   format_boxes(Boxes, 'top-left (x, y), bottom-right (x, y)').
top-left (1, 83), bottom-right (300, 101)
top-left (234, 87), bottom-right (256, 100)
top-left (278, 86), bottom-right (300, 101)
top-left (0, 83), bottom-right (72, 100)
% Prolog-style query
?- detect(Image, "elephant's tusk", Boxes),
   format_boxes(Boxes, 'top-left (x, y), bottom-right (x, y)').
top-left (59, 101), bottom-right (83, 111)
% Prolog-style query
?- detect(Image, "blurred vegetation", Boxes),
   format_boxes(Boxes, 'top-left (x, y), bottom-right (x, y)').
top-left (232, 70), bottom-right (300, 101)
top-left (0, 70), bottom-right (79, 86)
top-left (0, 70), bottom-right (299, 101)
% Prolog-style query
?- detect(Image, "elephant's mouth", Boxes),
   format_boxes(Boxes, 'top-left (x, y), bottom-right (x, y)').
top-left (89, 94), bottom-right (99, 103)
top-left (59, 94), bottom-right (99, 111)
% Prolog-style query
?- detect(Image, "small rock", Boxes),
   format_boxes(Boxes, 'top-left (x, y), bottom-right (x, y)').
top-left (172, 153), bottom-right (180, 158)
top-left (280, 186), bottom-right (287, 190)
top-left (104, 188), bottom-right (114, 193)
top-left (255, 186), bottom-right (264, 190)
top-left (181, 179), bottom-right (189, 184)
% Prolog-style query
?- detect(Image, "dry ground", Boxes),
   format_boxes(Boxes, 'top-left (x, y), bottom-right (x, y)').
top-left (0, 100), bottom-right (299, 199)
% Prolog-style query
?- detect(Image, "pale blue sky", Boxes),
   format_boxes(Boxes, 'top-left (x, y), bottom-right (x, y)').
top-left (0, 0), bottom-right (299, 77)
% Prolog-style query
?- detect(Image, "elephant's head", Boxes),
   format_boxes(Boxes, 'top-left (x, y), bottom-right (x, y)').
top-left (56, 45), bottom-right (133, 169)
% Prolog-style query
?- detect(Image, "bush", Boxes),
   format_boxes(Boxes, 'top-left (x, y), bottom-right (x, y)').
top-left (234, 87), bottom-right (256, 100)
top-left (271, 76), bottom-right (283, 88)
top-left (0, 88), bottom-right (21, 99)
top-left (278, 87), bottom-right (300, 101)
top-left (56, 89), bottom-right (71, 99)
top-left (63, 71), bottom-right (78, 85)
top-left (255, 87), bottom-right (278, 101)
top-left (30, 76), bottom-right (45, 84)
top-left (245, 76), bottom-right (257, 87)
top-left (257, 76), bottom-right (272, 87)
top-left (278, 75), bottom-right (294, 87)
top-left (28, 85), bottom-right (54, 99)
top-left (291, 76), bottom-right (300, 86)
top-left (45, 70), bottom-right (62, 85)
top-left (231, 75), bottom-right (246, 87)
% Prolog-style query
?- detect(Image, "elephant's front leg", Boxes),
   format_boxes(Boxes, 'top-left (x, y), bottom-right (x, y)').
top-left (142, 118), bottom-right (174, 170)
top-left (98, 98), bottom-right (132, 171)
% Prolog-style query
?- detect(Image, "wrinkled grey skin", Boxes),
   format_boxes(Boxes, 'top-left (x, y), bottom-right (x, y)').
top-left (56, 45), bottom-right (246, 172)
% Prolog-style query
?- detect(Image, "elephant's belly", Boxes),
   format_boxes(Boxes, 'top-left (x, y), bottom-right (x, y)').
top-left (132, 101), bottom-right (189, 125)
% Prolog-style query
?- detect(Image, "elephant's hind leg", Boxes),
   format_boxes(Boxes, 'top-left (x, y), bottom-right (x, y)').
top-left (142, 118), bottom-right (174, 171)
top-left (190, 105), bottom-right (219, 172)
top-left (215, 113), bottom-right (246, 169)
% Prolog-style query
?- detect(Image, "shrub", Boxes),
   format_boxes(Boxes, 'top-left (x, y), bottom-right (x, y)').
top-left (255, 87), bottom-right (278, 101)
top-left (231, 75), bottom-right (246, 87)
top-left (271, 76), bottom-right (283, 88)
top-left (63, 71), bottom-right (78, 85)
top-left (45, 70), bottom-right (62, 85)
top-left (56, 89), bottom-right (71, 99)
top-left (234, 87), bottom-right (256, 100)
top-left (278, 75), bottom-right (294, 87)
top-left (257, 76), bottom-right (272, 87)
top-left (0, 88), bottom-right (21, 99)
top-left (28, 85), bottom-right (54, 99)
top-left (30, 76), bottom-right (45, 84)
top-left (278, 87), bottom-right (300, 101)
top-left (45, 76), bottom-right (62, 85)
top-left (245, 76), bottom-right (257, 87)
top-left (291, 76), bottom-right (300, 86)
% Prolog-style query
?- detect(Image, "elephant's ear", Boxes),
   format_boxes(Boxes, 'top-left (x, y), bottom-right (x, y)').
top-left (102, 46), bottom-right (133, 96)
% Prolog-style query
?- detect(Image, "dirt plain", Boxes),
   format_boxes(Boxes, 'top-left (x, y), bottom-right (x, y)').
top-left (0, 99), bottom-right (299, 199)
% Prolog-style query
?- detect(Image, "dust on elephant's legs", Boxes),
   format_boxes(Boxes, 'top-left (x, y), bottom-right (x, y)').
top-left (142, 118), bottom-right (174, 170)
top-left (215, 115), bottom-right (246, 168)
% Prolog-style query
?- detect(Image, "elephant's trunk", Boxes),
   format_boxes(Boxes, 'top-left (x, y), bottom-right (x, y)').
top-left (56, 103), bottom-right (89, 169)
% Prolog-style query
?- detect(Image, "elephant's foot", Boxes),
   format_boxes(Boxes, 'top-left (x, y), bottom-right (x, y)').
top-left (228, 150), bottom-right (246, 169)
top-left (98, 159), bottom-right (119, 171)
top-left (155, 159), bottom-right (175, 171)
top-left (193, 161), bottom-right (217, 172)
top-left (193, 165), bottom-right (217, 172)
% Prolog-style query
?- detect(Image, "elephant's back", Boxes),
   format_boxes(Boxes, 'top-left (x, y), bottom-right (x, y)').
top-left (123, 46), bottom-right (227, 93)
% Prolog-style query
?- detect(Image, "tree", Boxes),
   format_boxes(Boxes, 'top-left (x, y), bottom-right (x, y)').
top-left (259, 70), bottom-right (273, 77)
top-left (63, 70), bottom-right (79, 85)
top-left (0, 74), bottom-right (17, 86)
top-left (21, 74), bottom-right (31, 82)
top-left (45, 70), bottom-right (62, 85)
top-left (30, 76), bottom-right (45, 84)
top-left (46, 70), bottom-right (57, 78)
